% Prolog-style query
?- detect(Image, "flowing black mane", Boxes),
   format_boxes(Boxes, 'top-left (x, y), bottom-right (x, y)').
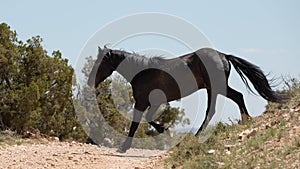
top-left (112, 49), bottom-right (187, 72)
top-left (112, 49), bottom-right (167, 67)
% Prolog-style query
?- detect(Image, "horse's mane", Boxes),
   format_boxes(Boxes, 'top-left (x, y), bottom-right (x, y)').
top-left (112, 49), bottom-right (167, 67)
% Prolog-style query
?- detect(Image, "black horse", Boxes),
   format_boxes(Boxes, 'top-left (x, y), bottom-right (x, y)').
top-left (88, 46), bottom-right (287, 153)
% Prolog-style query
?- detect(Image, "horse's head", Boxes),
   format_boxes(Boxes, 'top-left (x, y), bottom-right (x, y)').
top-left (87, 46), bottom-right (125, 88)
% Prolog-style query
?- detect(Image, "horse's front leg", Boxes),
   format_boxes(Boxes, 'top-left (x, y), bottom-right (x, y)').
top-left (117, 106), bottom-right (144, 153)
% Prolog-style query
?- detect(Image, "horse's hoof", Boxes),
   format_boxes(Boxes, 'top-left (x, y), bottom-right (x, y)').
top-left (157, 124), bottom-right (169, 133)
top-left (157, 127), bottom-right (164, 133)
top-left (116, 148), bottom-right (126, 153)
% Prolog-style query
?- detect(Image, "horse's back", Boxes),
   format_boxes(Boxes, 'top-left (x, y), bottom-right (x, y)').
top-left (194, 48), bottom-right (229, 72)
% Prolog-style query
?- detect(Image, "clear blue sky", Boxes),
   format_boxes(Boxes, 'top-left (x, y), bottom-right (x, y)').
top-left (1, 0), bottom-right (299, 129)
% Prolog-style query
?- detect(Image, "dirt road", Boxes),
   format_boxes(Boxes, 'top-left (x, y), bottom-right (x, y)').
top-left (0, 141), bottom-right (167, 169)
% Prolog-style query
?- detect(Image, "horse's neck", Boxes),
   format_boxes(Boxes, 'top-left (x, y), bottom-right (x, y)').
top-left (115, 56), bottom-right (145, 83)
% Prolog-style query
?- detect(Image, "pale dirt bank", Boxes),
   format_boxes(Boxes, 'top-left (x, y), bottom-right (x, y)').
top-left (0, 141), bottom-right (167, 169)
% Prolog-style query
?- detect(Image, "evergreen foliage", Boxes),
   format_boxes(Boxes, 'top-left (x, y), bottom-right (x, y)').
top-left (0, 22), bottom-right (189, 145)
top-left (0, 23), bottom-right (86, 141)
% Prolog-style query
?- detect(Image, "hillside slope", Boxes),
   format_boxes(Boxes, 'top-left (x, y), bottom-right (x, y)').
top-left (166, 89), bottom-right (300, 168)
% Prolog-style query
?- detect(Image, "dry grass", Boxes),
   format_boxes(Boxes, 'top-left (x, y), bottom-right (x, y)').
top-left (166, 87), bottom-right (300, 169)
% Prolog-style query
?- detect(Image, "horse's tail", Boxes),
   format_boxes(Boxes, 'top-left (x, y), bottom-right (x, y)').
top-left (225, 54), bottom-right (288, 103)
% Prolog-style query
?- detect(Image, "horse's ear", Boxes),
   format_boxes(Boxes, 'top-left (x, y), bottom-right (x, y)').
top-left (104, 44), bottom-right (112, 49)
top-left (97, 46), bottom-right (104, 59)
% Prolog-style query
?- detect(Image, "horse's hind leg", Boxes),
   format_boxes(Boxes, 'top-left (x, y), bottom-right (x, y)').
top-left (226, 86), bottom-right (251, 123)
top-left (146, 105), bottom-right (168, 133)
top-left (196, 89), bottom-right (217, 136)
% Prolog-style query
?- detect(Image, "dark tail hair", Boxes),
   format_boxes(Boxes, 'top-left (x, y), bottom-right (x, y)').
top-left (225, 55), bottom-right (288, 103)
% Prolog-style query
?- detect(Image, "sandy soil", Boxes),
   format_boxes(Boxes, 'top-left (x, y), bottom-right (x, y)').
top-left (0, 141), bottom-right (167, 169)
